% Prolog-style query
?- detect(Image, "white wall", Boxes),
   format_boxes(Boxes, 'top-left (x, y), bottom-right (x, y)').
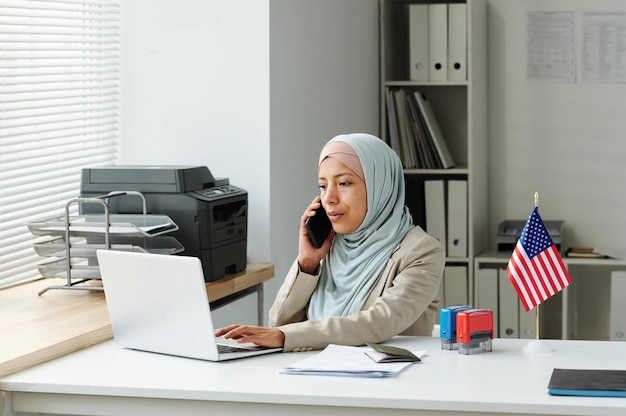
top-left (487, 0), bottom-right (626, 253)
top-left (120, 0), bottom-right (271, 266)
top-left (267, 0), bottom-right (380, 320)
top-left (120, 0), bottom-right (379, 325)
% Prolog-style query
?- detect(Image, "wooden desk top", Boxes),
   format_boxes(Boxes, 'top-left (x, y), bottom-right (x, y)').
top-left (0, 263), bottom-right (274, 378)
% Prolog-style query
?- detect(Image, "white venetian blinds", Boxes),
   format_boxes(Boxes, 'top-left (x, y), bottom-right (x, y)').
top-left (0, 0), bottom-right (121, 288)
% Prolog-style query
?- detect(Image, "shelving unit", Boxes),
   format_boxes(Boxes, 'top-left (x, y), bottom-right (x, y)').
top-left (474, 252), bottom-right (626, 341)
top-left (379, 0), bottom-right (488, 305)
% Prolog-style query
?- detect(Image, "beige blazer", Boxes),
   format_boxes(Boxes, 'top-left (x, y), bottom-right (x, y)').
top-left (269, 226), bottom-right (445, 352)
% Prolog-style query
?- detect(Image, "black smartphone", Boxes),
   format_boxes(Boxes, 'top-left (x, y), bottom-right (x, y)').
top-left (305, 205), bottom-right (332, 248)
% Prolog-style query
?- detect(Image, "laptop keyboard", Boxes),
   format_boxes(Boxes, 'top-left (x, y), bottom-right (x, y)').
top-left (218, 344), bottom-right (258, 354)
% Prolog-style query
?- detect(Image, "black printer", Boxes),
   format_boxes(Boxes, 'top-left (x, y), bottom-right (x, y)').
top-left (80, 165), bottom-right (247, 281)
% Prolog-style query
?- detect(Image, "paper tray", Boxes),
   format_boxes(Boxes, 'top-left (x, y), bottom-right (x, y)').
top-left (33, 236), bottom-right (184, 257)
top-left (37, 258), bottom-right (101, 280)
top-left (27, 214), bottom-right (179, 237)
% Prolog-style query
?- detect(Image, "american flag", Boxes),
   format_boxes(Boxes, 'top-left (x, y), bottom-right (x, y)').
top-left (506, 207), bottom-right (571, 312)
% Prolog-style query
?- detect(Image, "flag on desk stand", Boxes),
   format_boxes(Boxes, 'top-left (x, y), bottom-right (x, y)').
top-left (506, 206), bottom-right (571, 312)
top-left (506, 196), bottom-right (571, 353)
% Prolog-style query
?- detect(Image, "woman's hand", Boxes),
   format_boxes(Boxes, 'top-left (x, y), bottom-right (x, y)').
top-left (297, 196), bottom-right (335, 274)
top-left (215, 324), bottom-right (285, 349)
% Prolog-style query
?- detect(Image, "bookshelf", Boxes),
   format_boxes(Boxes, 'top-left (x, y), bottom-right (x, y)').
top-left (379, 0), bottom-right (488, 306)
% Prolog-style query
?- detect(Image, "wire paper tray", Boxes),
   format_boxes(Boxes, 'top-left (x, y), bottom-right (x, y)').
top-left (33, 236), bottom-right (184, 257)
top-left (28, 193), bottom-right (184, 295)
top-left (27, 214), bottom-right (179, 238)
top-left (37, 258), bottom-right (101, 280)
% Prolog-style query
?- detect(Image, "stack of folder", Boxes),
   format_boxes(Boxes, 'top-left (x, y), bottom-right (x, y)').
top-left (473, 267), bottom-right (537, 339)
top-left (409, 3), bottom-right (467, 82)
top-left (385, 88), bottom-right (455, 169)
top-left (387, 2), bottom-right (467, 169)
top-left (404, 178), bottom-right (467, 257)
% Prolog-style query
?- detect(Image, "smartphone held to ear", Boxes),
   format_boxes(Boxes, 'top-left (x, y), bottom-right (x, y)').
top-left (305, 205), bottom-right (332, 248)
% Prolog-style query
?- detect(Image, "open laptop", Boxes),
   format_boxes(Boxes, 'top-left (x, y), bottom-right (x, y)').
top-left (96, 250), bottom-right (282, 361)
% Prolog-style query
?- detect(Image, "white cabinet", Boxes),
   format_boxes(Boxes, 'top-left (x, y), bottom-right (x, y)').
top-left (475, 253), bottom-right (626, 341)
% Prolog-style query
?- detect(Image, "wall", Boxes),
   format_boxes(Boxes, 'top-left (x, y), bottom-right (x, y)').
top-left (120, 0), bottom-right (271, 266)
top-left (487, 0), bottom-right (626, 254)
top-left (267, 0), bottom-right (380, 319)
top-left (120, 0), bottom-right (379, 325)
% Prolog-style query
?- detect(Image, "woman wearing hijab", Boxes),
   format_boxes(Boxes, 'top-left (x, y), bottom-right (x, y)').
top-left (215, 133), bottom-right (445, 352)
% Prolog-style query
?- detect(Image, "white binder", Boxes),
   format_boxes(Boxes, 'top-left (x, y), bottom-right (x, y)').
top-left (447, 3), bottom-right (467, 81)
top-left (428, 3), bottom-right (448, 81)
top-left (447, 179), bottom-right (467, 257)
top-left (474, 267), bottom-right (499, 336)
top-left (409, 4), bottom-right (429, 81)
top-left (424, 179), bottom-right (446, 249)
top-left (519, 300), bottom-right (536, 339)
top-left (610, 271), bottom-right (626, 341)
top-left (443, 265), bottom-right (467, 306)
top-left (498, 268), bottom-right (519, 338)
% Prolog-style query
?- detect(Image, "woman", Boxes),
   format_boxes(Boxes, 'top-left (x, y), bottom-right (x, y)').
top-left (215, 133), bottom-right (444, 352)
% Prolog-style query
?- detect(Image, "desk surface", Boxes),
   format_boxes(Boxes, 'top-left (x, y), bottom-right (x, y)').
top-left (2, 337), bottom-right (626, 416)
top-left (0, 263), bottom-right (274, 378)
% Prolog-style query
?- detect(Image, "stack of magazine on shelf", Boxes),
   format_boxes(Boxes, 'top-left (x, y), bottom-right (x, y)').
top-left (385, 87), bottom-right (455, 169)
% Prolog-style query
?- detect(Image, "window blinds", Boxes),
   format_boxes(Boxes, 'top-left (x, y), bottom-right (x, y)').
top-left (0, 0), bottom-right (121, 288)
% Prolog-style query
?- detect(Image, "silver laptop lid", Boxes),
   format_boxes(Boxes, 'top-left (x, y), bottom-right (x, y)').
top-left (97, 250), bottom-right (221, 361)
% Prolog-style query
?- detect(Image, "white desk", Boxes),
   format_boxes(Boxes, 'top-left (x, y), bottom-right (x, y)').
top-left (1, 337), bottom-right (625, 416)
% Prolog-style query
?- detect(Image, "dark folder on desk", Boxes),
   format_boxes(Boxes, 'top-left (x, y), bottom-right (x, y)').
top-left (548, 368), bottom-right (626, 397)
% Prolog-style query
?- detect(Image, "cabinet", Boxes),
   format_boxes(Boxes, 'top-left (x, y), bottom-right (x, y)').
top-left (379, 0), bottom-right (488, 306)
top-left (474, 253), bottom-right (626, 341)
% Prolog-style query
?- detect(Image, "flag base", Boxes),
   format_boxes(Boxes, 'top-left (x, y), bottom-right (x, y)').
top-left (523, 339), bottom-right (553, 353)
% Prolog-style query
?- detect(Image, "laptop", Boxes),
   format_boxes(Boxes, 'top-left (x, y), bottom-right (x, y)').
top-left (96, 250), bottom-right (282, 361)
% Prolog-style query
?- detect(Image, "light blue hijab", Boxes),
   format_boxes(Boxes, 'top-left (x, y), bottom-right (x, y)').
top-left (307, 133), bottom-right (414, 320)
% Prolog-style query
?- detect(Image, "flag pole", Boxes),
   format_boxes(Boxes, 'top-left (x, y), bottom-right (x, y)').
top-left (534, 192), bottom-right (540, 341)
top-left (523, 191), bottom-right (553, 353)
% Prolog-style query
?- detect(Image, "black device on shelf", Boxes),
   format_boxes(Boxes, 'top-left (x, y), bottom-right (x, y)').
top-left (79, 165), bottom-right (247, 282)
top-left (496, 219), bottom-right (564, 256)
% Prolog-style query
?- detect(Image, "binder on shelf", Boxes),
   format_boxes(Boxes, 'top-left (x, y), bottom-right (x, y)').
top-left (474, 268), bottom-right (499, 337)
top-left (446, 179), bottom-right (467, 257)
top-left (405, 92), bottom-right (434, 169)
top-left (498, 268), bottom-right (519, 338)
top-left (428, 3), bottom-right (448, 81)
top-left (414, 91), bottom-right (455, 169)
top-left (519, 299), bottom-right (536, 339)
top-left (385, 87), bottom-right (402, 159)
top-left (447, 3), bottom-right (467, 81)
top-left (393, 89), bottom-right (417, 169)
top-left (443, 265), bottom-right (467, 306)
top-left (610, 271), bottom-right (626, 341)
top-left (409, 4), bottom-right (429, 81)
top-left (424, 179), bottom-right (446, 248)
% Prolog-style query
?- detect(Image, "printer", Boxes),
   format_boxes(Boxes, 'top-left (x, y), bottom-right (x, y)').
top-left (79, 165), bottom-right (247, 281)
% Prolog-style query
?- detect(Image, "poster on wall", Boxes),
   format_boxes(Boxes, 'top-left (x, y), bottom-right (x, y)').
top-left (582, 12), bottom-right (626, 83)
top-left (526, 11), bottom-right (576, 82)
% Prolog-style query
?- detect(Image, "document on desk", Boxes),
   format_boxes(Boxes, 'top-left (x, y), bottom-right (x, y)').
top-left (279, 344), bottom-right (425, 378)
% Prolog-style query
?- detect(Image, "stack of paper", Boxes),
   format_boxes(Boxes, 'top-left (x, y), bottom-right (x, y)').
top-left (279, 344), bottom-right (425, 378)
